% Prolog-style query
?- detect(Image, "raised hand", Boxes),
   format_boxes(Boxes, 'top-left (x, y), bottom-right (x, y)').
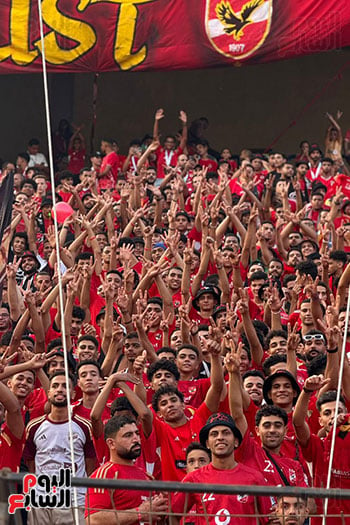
top-left (133, 350), bottom-right (147, 378)
top-left (160, 312), bottom-right (172, 332)
top-left (286, 322), bottom-right (300, 354)
top-left (303, 374), bottom-right (330, 393)
top-left (317, 318), bottom-right (341, 350)
top-left (108, 371), bottom-right (140, 386)
top-left (155, 108), bottom-right (165, 121)
top-left (223, 341), bottom-right (242, 375)
top-left (179, 110), bottom-right (187, 124)
top-left (267, 283), bottom-right (283, 313)
top-left (6, 255), bottom-right (21, 280)
top-left (0, 348), bottom-right (16, 374)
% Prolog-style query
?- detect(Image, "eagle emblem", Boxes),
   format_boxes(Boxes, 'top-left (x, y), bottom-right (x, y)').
top-left (216, 0), bottom-right (263, 41)
top-left (205, 0), bottom-right (273, 60)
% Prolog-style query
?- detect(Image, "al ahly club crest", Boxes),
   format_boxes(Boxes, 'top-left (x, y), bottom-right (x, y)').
top-left (205, 0), bottom-right (273, 60)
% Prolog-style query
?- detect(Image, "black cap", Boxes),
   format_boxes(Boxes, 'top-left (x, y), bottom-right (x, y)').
top-left (199, 413), bottom-right (242, 447)
top-left (192, 286), bottom-right (221, 311)
top-left (92, 151), bottom-right (102, 158)
top-left (263, 370), bottom-right (301, 405)
top-left (21, 251), bottom-right (39, 264)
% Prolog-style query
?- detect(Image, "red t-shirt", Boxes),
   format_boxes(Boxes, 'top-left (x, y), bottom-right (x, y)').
top-left (199, 158), bottom-right (218, 172)
top-left (156, 147), bottom-right (182, 178)
top-left (171, 462), bottom-right (270, 524)
top-left (300, 429), bottom-right (350, 523)
top-left (335, 173), bottom-right (350, 199)
top-left (153, 402), bottom-right (212, 481)
top-left (177, 378), bottom-right (211, 408)
top-left (72, 399), bottom-right (110, 422)
top-left (68, 148), bottom-right (86, 175)
top-left (85, 461), bottom-right (151, 519)
top-left (235, 430), bottom-right (308, 489)
top-left (0, 424), bottom-right (25, 471)
top-left (99, 151), bottom-right (120, 189)
top-left (316, 174), bottom-right (337, 199)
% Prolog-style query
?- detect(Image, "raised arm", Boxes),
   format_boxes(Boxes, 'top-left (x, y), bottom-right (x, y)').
top-left (0, 380), bottom-right (24, 440)
top-left (293, 375), bottom-right (330, 447)
top-left (204, 339), bottom-right (224, 413)
top-left (224, 345), bottom-right (248, 437)
top-left (237, 289), bottom-right (264, 366)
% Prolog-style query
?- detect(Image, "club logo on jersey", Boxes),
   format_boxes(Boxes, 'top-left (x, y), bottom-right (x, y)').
top-left (205, 0), bottom-right (273, 60)
top-left (237, 494), bottom-right (248, 503)
top-left (289, 469), bottom-right (296, 483)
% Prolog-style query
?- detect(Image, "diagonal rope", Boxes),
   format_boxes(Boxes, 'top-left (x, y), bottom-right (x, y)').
top-left (37, 1), bottom-right (79, 522)
top-left (323, 283), bottom-right (350, 524)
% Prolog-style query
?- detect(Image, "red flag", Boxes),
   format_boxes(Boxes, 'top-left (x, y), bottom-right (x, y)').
top-left (0, 0), bottom-right (348, 73)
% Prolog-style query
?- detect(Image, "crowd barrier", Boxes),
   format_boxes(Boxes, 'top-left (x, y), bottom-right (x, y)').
top-left (1, 471), bottom-right (350, 524)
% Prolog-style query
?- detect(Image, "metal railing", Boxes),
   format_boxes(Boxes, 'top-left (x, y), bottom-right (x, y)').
top-left (1, 471), bottom-right (350, 524)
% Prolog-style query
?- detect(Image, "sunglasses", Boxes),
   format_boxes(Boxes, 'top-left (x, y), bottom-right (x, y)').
top-left (303, 334), bottom-right (325, 343)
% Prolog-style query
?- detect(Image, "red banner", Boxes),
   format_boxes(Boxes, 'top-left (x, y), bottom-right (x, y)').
top-left (0, 0), bottom-right (349, 73)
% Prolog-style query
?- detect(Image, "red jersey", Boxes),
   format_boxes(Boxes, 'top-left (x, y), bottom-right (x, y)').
top-left (153, 402), bottom-right (212, 481)
top-left (177, 378), bottom-right (211, 408)
top-left (300, 429), bottom-right (350, 524)
top-left (199, 158), bottom-right (218, 172)
top-left (68, 148), bottom-right (86, 175)
top-left (85, 461), bottom-right (151, 520)
top-left (147, 328), bottom-right (164, 351)
top-left (335, 173), bottom-right (350, 199)
top-left (156, 147), bottom-right (182, 178)
top-left (99, 151), bottom-right (120, 189)
top-left (171, 462), bottom-right (270, 524)
top-left (235, 430), bottom-right (308, 489)
top-left (316, 175), bottom-right (337, 199)
top-left (0, 424), bottom-right (25, 472)
top-left (72, 399), bottom-right (110, 422)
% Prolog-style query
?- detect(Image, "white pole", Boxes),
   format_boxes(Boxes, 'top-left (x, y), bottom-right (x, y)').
top-left (323, 284), bottom-right (350, 524)
top-left (36, 2), bottom-right (79, 523)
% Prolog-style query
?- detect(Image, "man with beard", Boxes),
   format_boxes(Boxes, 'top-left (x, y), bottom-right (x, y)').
top-left (301, 330), bottom-right (327, 362)
top-left (170, 412), bottom-right (270, 524)
top-left (18, 250), bottom-right (40, 290)
top-left (85, 415), bottom-right (168, 524)
top-left (23, 371), bottom-right (96, 525)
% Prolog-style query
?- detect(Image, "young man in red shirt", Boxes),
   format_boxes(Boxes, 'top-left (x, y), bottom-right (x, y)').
top-left (153, 108), bottom-right (187, 180)
top-left (293, 376), bottom-right (349, 524)
top-left (171, 412), bottom-right (270, 524)
top-left (98, 138), bottom-right (120, 190)
top-left (85, 414), bottom-right (168, 524)
top-left (196, 140), bottom-right (218, 172)
top-left (151, 338), bottom-right (224, 481)
top-left (0, 380), bottom-right (25, 471)
top-left (73, 360), bottom-right (109, 420)
top-left (226, 351), bottom-right (308, 490)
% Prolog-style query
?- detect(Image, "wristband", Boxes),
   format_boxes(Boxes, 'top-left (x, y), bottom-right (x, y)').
top-left (303, 387), bottom-right (313, 394)
top-left (327, 348), bottom-right (338, 353)
top-left (89, 236), bottom-right (96, 241)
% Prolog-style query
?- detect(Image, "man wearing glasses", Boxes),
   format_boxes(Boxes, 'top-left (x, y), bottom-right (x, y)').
top-left (300, 330), bottom-right (327, 362)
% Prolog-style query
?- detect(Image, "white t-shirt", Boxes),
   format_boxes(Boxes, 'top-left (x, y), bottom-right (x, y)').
top-left (23, 413), bottom-right (95, 506)
top-left (28, 152), bottom-right (48, 168)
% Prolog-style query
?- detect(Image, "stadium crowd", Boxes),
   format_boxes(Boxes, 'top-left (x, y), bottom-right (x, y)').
top-left (0, 109), bottom-right (350, 524)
